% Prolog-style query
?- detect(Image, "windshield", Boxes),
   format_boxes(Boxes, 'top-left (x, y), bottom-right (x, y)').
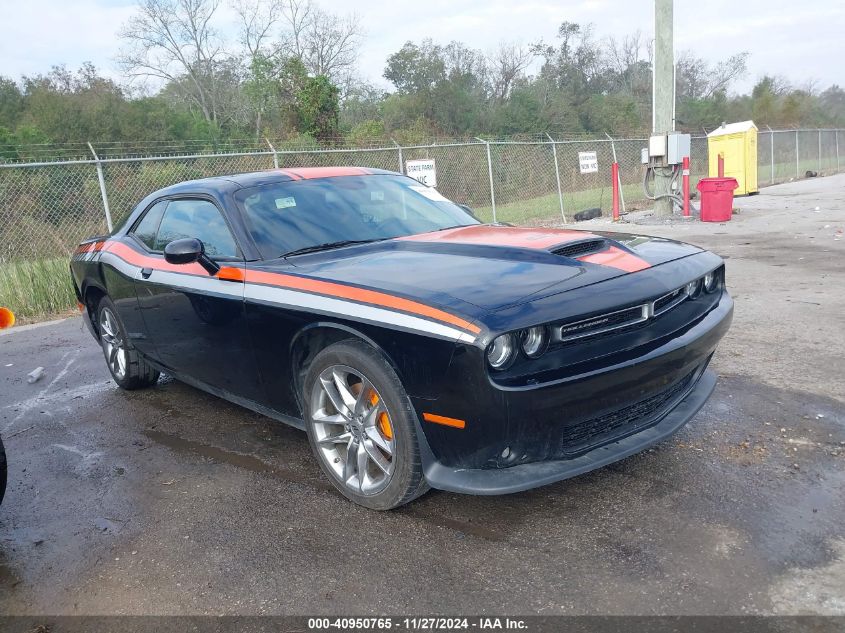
top-left (234, 174), bottom-right (479, 259)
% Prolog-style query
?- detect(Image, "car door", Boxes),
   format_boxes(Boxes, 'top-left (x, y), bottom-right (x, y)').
top-left (118, 199), bottom-right (169, 359)
top-left (134, 196), bottom-right (265, 403)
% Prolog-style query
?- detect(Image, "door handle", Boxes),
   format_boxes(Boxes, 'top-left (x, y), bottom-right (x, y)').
top-left (141, 267), bottom-right (153, 279)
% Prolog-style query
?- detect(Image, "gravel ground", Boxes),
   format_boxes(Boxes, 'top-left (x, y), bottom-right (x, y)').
top-left (0, 174), bottom-right (843, 616)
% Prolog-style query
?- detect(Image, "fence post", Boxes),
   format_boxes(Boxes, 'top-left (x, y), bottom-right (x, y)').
top-left (391, 139), bottom-right (404, 174)
top-left (766, 126), bottom-right (774, 184)
top-left (818, 129), bottom-right (823, 173)
top-left (605, 134), bottom-right (626, 215)
top-left (546, 133), bottom-right (566, 223)
top-left (795, 130), bottom-right (800, 178)
top-left (87, 142), bottom-right (113, 232)
top-left (476, 137), bottom-right (496, 223)
top-left (265, 138), bottom-right (279, 169)
top-left (837, 130), bottom-right (840, 172)
top-left (611, 162), bottom-right (621, 221)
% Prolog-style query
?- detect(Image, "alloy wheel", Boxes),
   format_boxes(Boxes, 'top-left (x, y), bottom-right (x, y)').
top-left (100, 307), bottom-right (127, 380)
top-left (310, 365), bottom-right (395, 495)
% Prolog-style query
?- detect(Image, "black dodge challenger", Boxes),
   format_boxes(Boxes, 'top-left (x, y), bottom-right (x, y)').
top-left (70, 167), bottom-right (733, 509)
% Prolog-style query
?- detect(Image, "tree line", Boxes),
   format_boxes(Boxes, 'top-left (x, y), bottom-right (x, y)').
top-left (1, 0), bottom-right (844, 159)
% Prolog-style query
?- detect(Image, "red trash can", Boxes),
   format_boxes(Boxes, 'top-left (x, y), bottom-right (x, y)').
top-left (696, 177), bottom-right (738, 222)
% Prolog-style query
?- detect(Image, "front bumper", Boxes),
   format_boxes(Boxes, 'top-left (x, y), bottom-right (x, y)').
top-left (422, 368), bottom-right (716, 495)
top-left (415, 285), bottom-right (732, 495)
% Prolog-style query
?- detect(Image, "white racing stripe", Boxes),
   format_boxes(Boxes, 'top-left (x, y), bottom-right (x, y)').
top-left (100, 252), bottom-right (142, 279)
top-left (246, 283), bottom-right (477, 343)
top-left (147, 269), bottom-right (245, 300)
top-left (99, 252), bottom-right (478, 343)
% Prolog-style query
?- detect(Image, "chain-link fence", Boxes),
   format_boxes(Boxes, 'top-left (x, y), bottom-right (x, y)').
top-left (1, 129), bottom-right (843, 264)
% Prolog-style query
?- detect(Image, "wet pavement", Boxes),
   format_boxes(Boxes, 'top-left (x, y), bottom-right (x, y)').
top-left (1, 175), bottom-right (844, 615)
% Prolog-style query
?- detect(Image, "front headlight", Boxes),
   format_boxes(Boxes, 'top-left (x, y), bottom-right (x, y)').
top-left (520, 326), bottom-right (548, 359)
top-left (686, 278), bottom-right (702, 298)
top-left (703, 270), bottom-right (719, 293)
top-left (487, 334), bottom-right (516, 369)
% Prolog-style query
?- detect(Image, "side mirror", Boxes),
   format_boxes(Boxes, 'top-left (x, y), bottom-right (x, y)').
top-left (164, 238), bottom-right (220, 276)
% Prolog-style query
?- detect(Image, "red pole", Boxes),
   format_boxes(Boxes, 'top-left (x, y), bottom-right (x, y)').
top-left (611, 162), bottom-right (620, 221)
top-left (682, 156), bottom-right (691, 217)
top-left (718, 153), bottom-right (725, 178)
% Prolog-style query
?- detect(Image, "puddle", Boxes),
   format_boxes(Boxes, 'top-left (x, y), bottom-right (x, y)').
top-left (143, 429), bottom-right (333, 492)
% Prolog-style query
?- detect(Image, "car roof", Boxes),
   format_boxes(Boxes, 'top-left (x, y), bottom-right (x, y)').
top-left (154, 167), bottom-right (401, 197)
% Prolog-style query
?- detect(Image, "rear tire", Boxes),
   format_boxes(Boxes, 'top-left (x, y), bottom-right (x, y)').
top-left (96, 296), bottom-right (160, 390)
top-left (303, 339), bottom-right (429, 510)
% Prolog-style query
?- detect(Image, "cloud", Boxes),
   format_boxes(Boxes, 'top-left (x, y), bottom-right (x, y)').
top-left (0, 0), bottom-right (135, 80)
top-left (1, 0), bottom-right (842, 93)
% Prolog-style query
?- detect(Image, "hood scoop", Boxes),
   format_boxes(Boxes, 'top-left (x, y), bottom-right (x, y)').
top-left (551, 238), bottom-right (609, 259)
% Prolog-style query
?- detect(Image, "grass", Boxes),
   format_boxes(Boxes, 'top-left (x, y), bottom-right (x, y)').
top-left (474, 181), bottom-right (652, 225)
top-left (0, 257), bottom-right (78, 322)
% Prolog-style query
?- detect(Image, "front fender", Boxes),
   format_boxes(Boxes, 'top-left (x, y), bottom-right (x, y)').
top-left (245, 301), bottom-right (460, 418)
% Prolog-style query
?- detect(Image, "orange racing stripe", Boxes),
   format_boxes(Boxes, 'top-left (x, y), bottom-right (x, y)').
top-left (75, 240), bottom-right (106, 255)
top-left (279, 167), bottom-right (373, 180)
top-left (400, 225), bottom-right (651, 273)
top-left (243, 268), bottom-right (481, 334)
top-left (401, 225), bottom-right (597, 249)
top-left (103, 240), bottom-right (209, 276)
top-left (98, 240), bottom-right (480, 335)
top-left (576, 246), bottom-right (650, 273)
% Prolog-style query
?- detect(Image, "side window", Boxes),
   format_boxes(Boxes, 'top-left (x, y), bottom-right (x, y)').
top-left (154, 199), bottom-right (239, 258)
top-left (131, 200), bottom-right (167, 250)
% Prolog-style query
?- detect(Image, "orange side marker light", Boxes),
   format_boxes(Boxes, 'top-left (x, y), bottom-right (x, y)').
top-left (423, 412), bottom-right (466, 429)
top-left (0, 307), bottom-right (15, 329)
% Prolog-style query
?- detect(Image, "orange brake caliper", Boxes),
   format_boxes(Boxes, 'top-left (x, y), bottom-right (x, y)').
top-left (369, 391), bottom-right (393, 440)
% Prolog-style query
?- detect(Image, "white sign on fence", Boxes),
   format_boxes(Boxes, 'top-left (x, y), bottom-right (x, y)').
top-left (578, 151), bottom-right (599, 174)
top-left (405, 159), bottom-right (437, 187)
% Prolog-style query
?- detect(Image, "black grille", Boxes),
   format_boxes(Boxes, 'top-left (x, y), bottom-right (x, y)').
top-left (552, 239), bottom-right (607, 258)
top-left (557, 305), bottom-right (645, 341)
top-left (553, 368), bottom-right (698, 457)
top-left (553, 283), bottom-right (693, 346)
top-left (654, 287), bottom-right (688, 315)
top-left (654, 288), bottom-right (682, 311)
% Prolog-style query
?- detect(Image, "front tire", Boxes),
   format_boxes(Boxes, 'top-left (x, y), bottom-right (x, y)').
top-left (303, 340), bottom-right (429, 510)
top-left (96, 297), bottom-right (160, 390)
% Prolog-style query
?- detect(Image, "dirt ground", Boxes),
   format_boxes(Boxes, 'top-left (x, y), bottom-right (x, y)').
top-left (0, 174), bottom-right (843, 616)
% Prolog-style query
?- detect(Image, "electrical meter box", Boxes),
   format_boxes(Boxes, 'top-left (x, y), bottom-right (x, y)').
top-left (667, 133), bottom-right (691, 165)
top-left (648, 135), bottom-right (667, 157)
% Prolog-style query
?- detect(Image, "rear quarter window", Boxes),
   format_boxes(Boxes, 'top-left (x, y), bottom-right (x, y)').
top-left (131, 200), bottom-right (167, 250)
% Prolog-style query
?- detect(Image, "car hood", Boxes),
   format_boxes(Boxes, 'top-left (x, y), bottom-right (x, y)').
top-left (272, 225), bottom-right (702, 318)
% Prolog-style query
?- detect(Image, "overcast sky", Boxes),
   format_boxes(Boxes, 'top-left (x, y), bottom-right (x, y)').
top-left (1, 0), bottom-right (843, 94)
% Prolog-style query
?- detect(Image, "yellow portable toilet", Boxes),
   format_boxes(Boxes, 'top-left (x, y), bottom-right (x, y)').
top-left (707, 121), bottom-right (758, 195)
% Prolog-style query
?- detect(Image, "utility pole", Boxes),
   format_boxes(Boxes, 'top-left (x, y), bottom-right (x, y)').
top-left (653, 0), bottom-right (674, 215)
